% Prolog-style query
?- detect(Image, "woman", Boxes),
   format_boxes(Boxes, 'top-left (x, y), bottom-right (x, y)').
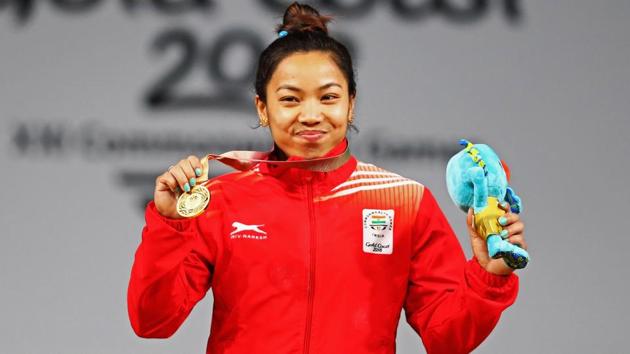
top-left (127, 2), bottom-right (527, 353)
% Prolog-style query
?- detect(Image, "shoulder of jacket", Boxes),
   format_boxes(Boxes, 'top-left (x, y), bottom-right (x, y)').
top-left (353, 160), bottom-right (425, 189)
top-left (319, 159), bottom-right (426, 203)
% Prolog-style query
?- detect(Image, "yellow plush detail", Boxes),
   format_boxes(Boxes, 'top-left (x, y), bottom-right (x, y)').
top-left (473, 197), bottom-right (506, 241)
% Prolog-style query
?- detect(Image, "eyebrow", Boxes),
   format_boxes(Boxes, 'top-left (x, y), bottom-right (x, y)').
top-left (276, 82), bottom-right (342, 92)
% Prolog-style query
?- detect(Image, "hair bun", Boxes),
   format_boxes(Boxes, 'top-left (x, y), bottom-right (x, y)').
top-left (277, 2), bottom-right (332, 35)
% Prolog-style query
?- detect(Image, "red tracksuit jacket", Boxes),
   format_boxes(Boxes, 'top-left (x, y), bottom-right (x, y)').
top-left (127, 138), bottom-right (519, 354)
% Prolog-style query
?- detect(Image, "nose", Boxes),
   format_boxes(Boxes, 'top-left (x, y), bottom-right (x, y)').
top-left (298, 100), bottom-right (323, 125)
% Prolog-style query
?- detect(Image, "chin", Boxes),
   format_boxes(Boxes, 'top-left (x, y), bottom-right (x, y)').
top-left (287, 138), bottom-right (327, 156)
top-left (303, 151), bottom-right (324, 160)
top-left (293, 147), bottom-right (318, 159)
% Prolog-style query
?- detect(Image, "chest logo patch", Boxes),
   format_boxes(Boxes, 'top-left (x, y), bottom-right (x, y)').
top-left (230, 221), bottom-right (268, 240)
top-left (362, 209), bottom-right (394, 254)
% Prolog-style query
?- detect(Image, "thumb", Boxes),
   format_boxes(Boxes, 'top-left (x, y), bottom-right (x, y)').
top-left (466, 208), bottom-right (475, 230)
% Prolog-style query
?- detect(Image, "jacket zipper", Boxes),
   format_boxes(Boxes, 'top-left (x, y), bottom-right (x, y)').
top-left (303, 176), bottom-right (316, 354)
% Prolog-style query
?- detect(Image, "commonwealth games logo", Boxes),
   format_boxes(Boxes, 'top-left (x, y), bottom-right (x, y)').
top-left (362, 209), bottom-right (395, 254)
top-left (363, 210), bottom-right (393, 232)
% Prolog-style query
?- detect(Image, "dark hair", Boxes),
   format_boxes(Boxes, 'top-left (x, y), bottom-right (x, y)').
top-left (254, 2), bottom-right (357, 103)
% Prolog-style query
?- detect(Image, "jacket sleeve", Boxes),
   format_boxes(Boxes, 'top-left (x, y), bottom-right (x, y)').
top-left (127, 199), bottom-right (218, 338)
top-left (403, 187), bottom-right (519, 354)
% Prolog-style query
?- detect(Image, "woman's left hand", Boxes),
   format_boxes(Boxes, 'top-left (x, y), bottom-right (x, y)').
top-left (466, 202), bottom-right (528, 276)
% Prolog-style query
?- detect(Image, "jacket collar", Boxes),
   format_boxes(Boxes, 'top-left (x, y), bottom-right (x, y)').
top-left (257, 138), bottom-right (357, 192)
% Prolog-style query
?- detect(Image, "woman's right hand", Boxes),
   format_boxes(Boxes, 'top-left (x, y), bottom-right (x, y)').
top-left (154, 155), bottom-right (204, 219)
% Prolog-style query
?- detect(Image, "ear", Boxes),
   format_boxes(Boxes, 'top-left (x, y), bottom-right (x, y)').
top-left (348, 94), bottom-right (356, 121)
top-left (254, 95), bottom-right (268, 126)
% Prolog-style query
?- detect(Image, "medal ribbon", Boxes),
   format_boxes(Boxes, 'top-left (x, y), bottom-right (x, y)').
top-left (195, 144), bottom-right (352, 185)
top-left (176, 145), bottom-right (351, 218)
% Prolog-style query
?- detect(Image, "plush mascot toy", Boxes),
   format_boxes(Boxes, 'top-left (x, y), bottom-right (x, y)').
top-left (446, 139), bottom-right (529, 269)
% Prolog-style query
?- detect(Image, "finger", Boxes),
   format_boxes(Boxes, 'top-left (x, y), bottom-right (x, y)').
top-left (156, 171), bottom-right (179, 193)
top-left (169, 164), bottom-right (191, 192)
top-left (179, 158), bottom-right (197, 187)
top-left (186, 155), bottom-right (204, 177)
top-left (498, 211), bottom-right (519, 227)
top-left (498, 201), bottom-right (511, 212)
top-left (502, 220), bottom-right (524, 238)
top-left (507, 234), bottom-right (528, 250)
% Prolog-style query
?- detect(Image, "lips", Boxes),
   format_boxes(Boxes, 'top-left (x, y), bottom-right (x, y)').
top-left (296, 130), bottom-right (326, 142)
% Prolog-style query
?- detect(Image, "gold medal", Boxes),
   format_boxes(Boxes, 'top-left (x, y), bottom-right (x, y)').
top-left (176, 184), bottom-right (210, 218)
top-left (176, 155), bottom-right (211, 218)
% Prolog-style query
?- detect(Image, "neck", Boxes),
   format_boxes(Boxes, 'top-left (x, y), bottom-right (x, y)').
top-left (271, 138), bottom-right (348, 161)
top-left (269, 143), bottom-right (289, 161)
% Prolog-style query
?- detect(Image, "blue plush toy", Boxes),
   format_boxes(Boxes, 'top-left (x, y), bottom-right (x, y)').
top-left (446, 139), bottom-right (529, 269)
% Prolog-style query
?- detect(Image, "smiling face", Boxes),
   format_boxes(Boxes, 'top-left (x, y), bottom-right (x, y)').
top-left (255, 51), bottom-right (355, 159)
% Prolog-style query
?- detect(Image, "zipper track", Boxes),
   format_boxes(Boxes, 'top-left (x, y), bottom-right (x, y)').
top-left (303, 178), bottom-right (316, 354)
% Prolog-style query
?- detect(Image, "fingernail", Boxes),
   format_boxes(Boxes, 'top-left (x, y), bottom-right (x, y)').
top-left (195, 168), bottom-right (202, 177)
top-left (184, 183), bottom-right (190, 192)
top-left (502, 202), bottom-right (509, 209)
top-left (189, 177), bottom-right (196, 187)
top-left (499, 216), bottom-right (508, 226)
top-left (500, 230), bottom-right (509, 238)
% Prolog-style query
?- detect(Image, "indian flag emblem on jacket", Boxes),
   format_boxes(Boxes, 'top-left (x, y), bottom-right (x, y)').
top-left (362, 209), bottom-right (395, 255)
top-left (369, 214), bottom-right (388, 231)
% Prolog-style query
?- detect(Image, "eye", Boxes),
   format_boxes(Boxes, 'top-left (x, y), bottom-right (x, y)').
top-left (280, 96), bottom-right (298, 102)
top-left (322, 94), bottom-right (338, 101)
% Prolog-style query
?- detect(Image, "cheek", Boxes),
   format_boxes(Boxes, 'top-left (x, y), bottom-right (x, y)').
top-left (267, 105), bottom-right (296, 131)
top-left (271, 115), bottom-right (295, 132)
top-left (327, 105), bottom-right (350, 125)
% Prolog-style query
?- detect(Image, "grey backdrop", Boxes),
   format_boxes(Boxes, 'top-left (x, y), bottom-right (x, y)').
top-left (1, 1), bottom-right (629, 353)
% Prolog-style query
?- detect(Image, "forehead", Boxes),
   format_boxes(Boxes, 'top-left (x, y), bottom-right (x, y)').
top-left (270, 51), bottom-right (346, 88)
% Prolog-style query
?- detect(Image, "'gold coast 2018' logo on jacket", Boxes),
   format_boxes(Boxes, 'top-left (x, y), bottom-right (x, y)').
top-left (362, 209), bottom-right (394, 254)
